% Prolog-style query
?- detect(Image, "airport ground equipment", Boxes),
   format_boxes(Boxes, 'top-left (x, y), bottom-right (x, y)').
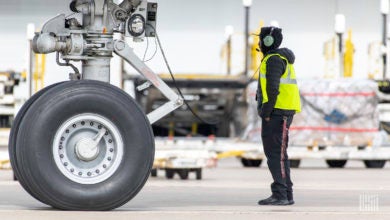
top-left (237, 144), bottom-right (390, 169)
top-left (150, 136), bottom-right (390, 170)
top-left (131, 75), bottom-right (249, 138)
top-left (0, 71), bottom-right (23, 171)
top-left (0, 71), bottom-right (24, 150)
top-left (151, 138), bottom-right (218, 180)
top-left (9, 0), bottom-right (184, 211)
top-left (0, 72), bottom-right (22, 130)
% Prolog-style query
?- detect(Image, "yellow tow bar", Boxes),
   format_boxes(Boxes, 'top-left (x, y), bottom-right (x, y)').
top-left (216, 150), bottom-right (245, 159)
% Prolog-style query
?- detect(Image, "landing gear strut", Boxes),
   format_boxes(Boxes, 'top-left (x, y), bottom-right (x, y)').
top-left (9, 0), bottom-right (183, 210)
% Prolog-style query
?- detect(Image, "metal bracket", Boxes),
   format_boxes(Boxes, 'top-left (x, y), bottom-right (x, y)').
top-left (136, 81), bottom-right (152, 91)
top-left (113, 39), bottom-right (183, 124)
top-left (41, 14), bottom-right (71, 36)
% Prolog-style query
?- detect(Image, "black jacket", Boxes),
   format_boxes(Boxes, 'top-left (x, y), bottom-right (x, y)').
top-left (259, 48), bottom-right (296, 118)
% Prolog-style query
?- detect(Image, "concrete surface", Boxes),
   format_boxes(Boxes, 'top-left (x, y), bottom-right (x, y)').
top-left (0, 158), bottom-right (390, 220)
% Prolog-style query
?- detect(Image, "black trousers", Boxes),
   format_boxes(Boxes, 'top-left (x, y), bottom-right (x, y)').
top-left (261, 114), bottom-right (294, 200)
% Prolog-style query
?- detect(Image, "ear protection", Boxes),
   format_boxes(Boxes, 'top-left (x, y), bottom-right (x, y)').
top-left (263, 27), bottom-right (275, 47)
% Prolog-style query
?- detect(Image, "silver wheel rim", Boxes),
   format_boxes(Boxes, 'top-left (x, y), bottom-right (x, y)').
top-left (53, 113), bottom-right (124, 184)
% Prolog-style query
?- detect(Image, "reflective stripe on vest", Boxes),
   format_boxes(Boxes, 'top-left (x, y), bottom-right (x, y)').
top-left (259, 74), bottom-right (297, 85)
top-left (259, 53), bottom-right (301, 113)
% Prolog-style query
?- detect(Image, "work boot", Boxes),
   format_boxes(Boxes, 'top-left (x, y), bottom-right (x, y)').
top-left (288, 194), bottom-right (295, 205)
top-left (258, 196), bottom-right (289, 206)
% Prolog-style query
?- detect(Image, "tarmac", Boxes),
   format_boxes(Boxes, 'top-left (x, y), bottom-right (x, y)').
top-left (0, 157), bottom-right (389, 220)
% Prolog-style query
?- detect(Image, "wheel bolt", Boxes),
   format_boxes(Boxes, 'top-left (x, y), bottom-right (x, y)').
top-left (59, 145), bottom-right (63, 150)
top-left (103, 164), bottom-right (107, 168)
top-left (107, 157), bottom-right (112, 161)
top-left (81, 121), bottom-right (85, 125)
top-left (78, 172), bottom-right (82, 176)
top-left (72, 124), bottom-right (76, 128)
top-left (105, 131), bottom-right (108, 136)
top-left (90, 122), bottom-right (94, 126)
top-left (96, 169), bottom-right (100, 174)
top-left (108, 139), bottom-right (113, 143)
top-left (87, 172), bottom-right (92, 176)
top-left (61, 137), bottom-right (65, 141)
top-left (109, 148), bottom-right (114, 152)
top-left (60, 154), bottom-right (64, 158)
top-left (65, 130), bottom-right (69, 133)
top-left (64, 162), bottom-right (68, 166)
top-left (98, 125), bottom-right (102, 129)
top-left (70, 168), bottom-right (74, 172)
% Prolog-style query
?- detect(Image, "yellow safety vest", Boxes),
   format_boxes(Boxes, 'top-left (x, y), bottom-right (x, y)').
top-left (259, 53), bottom-right (301, 113)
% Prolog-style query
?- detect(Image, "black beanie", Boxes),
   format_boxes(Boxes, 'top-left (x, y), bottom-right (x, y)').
top-left (259, 26), bottom-right (283, 54)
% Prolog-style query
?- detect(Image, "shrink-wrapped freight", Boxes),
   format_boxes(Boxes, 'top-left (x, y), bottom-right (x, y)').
top-left (244, 79), bottom-right (380, 146)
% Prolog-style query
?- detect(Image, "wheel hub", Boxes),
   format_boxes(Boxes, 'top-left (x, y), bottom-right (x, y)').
top-left (53, 113), bottom-right (124, 184)
top-left (75, 138), bottom-right (100, 161)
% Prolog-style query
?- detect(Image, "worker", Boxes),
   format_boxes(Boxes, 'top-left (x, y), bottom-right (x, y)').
top-left (255, 26), bottom-right (301, 206)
